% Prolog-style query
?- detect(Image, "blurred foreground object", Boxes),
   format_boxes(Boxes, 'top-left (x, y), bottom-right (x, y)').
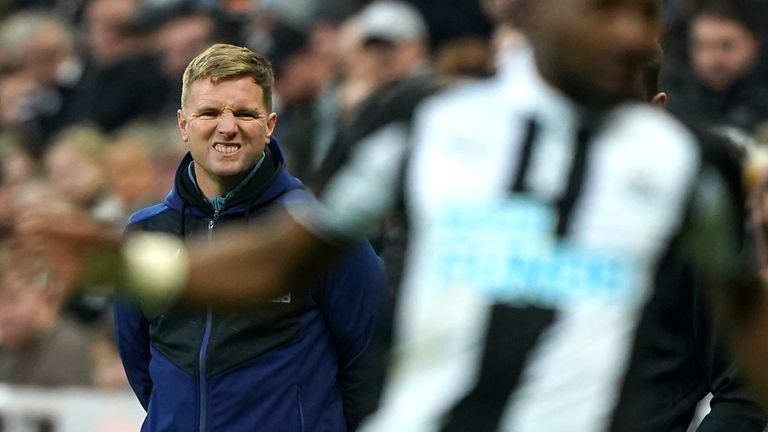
top-left (0, 384), bottom-right (142, 432)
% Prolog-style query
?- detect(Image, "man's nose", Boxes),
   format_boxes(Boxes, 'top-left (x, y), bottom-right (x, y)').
top-left (217, 111), bottom-right (237, 136)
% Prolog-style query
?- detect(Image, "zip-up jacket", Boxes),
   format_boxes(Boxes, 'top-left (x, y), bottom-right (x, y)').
top-left (115, 139), bottom-right (384, 432)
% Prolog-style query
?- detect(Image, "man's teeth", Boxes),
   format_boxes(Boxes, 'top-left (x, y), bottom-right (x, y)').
top-left (214, 144), bottom-right (240, 154)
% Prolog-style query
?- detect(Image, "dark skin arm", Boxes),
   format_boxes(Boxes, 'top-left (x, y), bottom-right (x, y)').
top-left (15, 204), bottom-right (340, 309)
top-left (183, 210), bottom-right (339, 307)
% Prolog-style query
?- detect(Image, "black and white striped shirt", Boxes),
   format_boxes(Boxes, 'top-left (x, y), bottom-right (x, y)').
top-left (307, 48), bottom-right (753, 432)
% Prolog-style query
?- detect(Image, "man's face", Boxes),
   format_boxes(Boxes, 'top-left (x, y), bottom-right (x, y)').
top-left (160, 15), bottom-right (215, 80)
top-left (530, 0), bottom-right (661, 107)
top-left (178, 76), bottom-right (276, 194)
top-left (691, 15), bottom-right (758, 91)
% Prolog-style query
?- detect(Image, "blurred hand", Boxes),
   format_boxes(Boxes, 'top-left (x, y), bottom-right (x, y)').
top-left (13, 202), bottom-right (124, 300)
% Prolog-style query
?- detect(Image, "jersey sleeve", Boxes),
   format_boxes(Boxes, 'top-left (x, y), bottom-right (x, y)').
top-left (287, 122), bottom-right (410, 244)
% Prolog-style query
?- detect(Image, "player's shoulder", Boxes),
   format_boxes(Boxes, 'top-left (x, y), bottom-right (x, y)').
top-left (602, 103), bottom-right (703, 172)
top-left (608, 103), bottom-right (698, 149)
top-left (416, 77), bottom-right (502, 122)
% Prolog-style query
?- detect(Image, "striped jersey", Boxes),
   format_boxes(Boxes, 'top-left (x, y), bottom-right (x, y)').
top-left (312, 49), bottom-right (750, 432)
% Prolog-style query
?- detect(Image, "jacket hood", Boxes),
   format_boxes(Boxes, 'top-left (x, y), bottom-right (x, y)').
top-left (163, 138), bottom-right (304, 216)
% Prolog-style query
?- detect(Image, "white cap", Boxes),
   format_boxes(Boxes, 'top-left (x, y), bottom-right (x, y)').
top-left (359, 0), bottom-right (428, 43)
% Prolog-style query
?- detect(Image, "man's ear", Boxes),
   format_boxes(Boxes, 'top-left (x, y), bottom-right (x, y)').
top-left (177, 109), bottom-right (189, 143)
top-left (651, 92), bottom-right (668, 109)
top-left (266, 112), bottom-right (277, 143)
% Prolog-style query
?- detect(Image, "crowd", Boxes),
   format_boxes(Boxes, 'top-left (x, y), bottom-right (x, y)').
top-left (1, 0), bottom-right (768, 431)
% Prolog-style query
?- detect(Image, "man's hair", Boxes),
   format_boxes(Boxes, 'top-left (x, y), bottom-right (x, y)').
top-left (692, 0), bottom-right (763, 39)
top-left (181, 43), bottom-right (274, 110)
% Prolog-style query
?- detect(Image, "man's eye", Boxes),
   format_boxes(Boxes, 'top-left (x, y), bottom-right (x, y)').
top-left (235, 111), bottom-right (258, 119)
top-left (197, 111), bottom-right (218, 118)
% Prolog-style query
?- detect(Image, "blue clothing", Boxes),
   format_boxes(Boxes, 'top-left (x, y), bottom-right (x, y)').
top-left (115, 139), bottom-right (384, 432)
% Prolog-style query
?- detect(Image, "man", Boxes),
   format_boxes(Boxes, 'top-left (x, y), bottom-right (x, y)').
top-left (0, 236), bottom-right (96, 388)
top-left (666, 0), bottom-right (768, 134)
top-left (113, 44), bottom-right (384, 432)
top-left (353, 0), bottom-right (753, 427)
top-left (151, 7), bottom-right (222, 118)
top-left (15, 0), bottom-right (768, 429)
top-left (0, 10), bottom-right (82, 147)
top-left (609, 54), bottom-right (766, 432)
top-left (65, 0), bottom-right (171, 132)
top-left (310, 0), bottom-right (433, 191)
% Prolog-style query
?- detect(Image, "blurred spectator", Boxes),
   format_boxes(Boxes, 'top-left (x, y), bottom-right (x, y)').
top-left (104, 124), bottom-right (169, 223)
top-left (0, 10), bottom-right (83, 148)
top-left (0, 132), bottom-right (37, 188)
top-left (0, 71), bottom-right (39, 132)
top-left (155, 11), bottom-right (219, 117)
top-left (106, 120), bottom-right (186, 204)
top-left (354, 0), bottom-right (430, 93)
top-left (666, 0), bottom-right (768, 133)
top-left (311, 0), bottom-right (433, 191)
top-left (64, 0), bottom-right (171, 132)
top-left (0, 187), bottom-right (96, 387)
top-left (244, 3), bottom-right (307, 75)
top-left (0, 263), bottom-right (95, 388)
top-left (292, 14), bottom-right (362, 179)
top-left (44, 126), bottom-right (119, 224)
top-left (0, 174), bottom-right (127, 391)
top-left (0, 132), bottom-right (37, 241)
top-left (240, 2), bottom-right (313, 177)
top-left (43, 125), bottom-right (119, 325)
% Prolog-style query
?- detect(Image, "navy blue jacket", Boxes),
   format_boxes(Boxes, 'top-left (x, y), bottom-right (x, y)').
top-left (114, 139), bottom-right (384, 432)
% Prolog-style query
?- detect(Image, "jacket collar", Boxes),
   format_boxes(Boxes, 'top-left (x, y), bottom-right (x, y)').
top-left (164, 138), bottom-right (302, 215)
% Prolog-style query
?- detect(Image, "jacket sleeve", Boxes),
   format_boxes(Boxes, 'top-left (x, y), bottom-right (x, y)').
top-left (317, 241), bottom-right (386, 430)
top-left (114, 300), bottom-right (153, 410)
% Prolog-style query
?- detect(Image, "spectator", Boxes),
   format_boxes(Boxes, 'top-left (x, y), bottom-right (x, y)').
top-left (0, 182), bottom-right (96, 388)
top-left (44, 125), bottom-right (119, 325)
top-left (667, 0), bottom-right (768, 133)
top-left (311, 0), bottom-right (433, 191)
top-left (64, 0), bottom-right (171, 132)
top-left (150, 7), bottom-right (223, 118)
top-left (43, 126), bottom-right (119, 225)
top-left (0, 10), bottom-right (83, 147)
top-left (104, 128), bottom-right (164, 224)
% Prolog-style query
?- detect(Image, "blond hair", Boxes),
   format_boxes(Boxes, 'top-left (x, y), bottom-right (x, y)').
top-left (181, 43), bottom-right (274, 110)
top-left (48, 125), bottom-right (108, 161)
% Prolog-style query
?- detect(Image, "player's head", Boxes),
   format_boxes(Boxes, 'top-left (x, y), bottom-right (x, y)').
top-left (527, 0), bottom-right (662, 108)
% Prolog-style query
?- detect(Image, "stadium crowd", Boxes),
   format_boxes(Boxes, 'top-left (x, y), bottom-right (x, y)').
top-left (2, 0), bottom-right (768, 431)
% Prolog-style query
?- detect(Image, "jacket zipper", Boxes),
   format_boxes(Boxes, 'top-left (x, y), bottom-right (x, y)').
top-left (198, 209), bottom-right (220, 432)
top-left (198, 310), bottom-right (213, 432)
top-left (207, 209), bottom-right (220, 240)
